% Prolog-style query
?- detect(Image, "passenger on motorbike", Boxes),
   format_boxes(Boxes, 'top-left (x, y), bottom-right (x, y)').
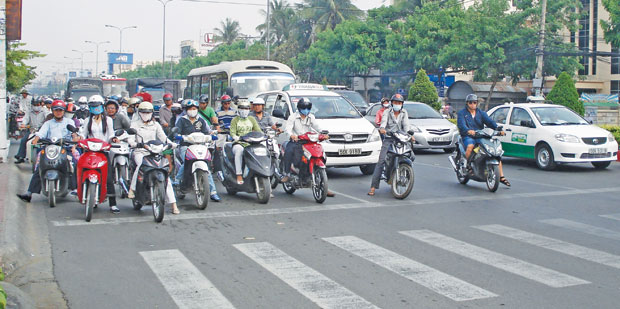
top-left (43, 98), bottom-right (53, 115)
top-left (228, 100), bottom-right (262, 185)
top-left (368, 94), bottom-right (415, 196)
top-left (457, 94), bottom-right (510, 186)
top-left (76, 96), bottom-right (90, 120)
top-left (159, 93), bottom-right (174, 131)
top-left (170, 103), bottom-right (183, 127)
top-left (374, 97), bottom-right (390, 127)
top-left (17, 101), bottom-right (80, 202)
top-left (128, 102), bottom-right (179, 214)
top-left (250, 97), bottom-right (280, 132)
top-left (174, 99), bottom-right (221, 202)
top-left (127, 97), bottom-right (142, 123)
top-left (64, 103), bottom-right (81, 129)
top-left (105, 99), bottom-right (131, 131)
top-left (14, 99), bottom-right (48, 164)
top-left (198, 94), bottom-right (219, 128)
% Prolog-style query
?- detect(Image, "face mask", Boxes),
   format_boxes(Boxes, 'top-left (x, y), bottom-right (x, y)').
top-left (238, 109), bottom-right (250, 118)
top-left (32, 106), bottom-right (42, 112)
top-left (89, 105), bottom-right (103, 115)
top-left (119, 106), bottom-right (127, 113)
top-left (392, 104), bottom-right (402, 112)
top-left (299, 108), bottom-right (311, 116)
top-left (140, 112), bottom-right (152, 122)
top-left (187, 109), bottom-right (198, 118)
top-left (382, 103), bottom-right (390, 108)
top-left (65, 112), bottom-right (74, 119)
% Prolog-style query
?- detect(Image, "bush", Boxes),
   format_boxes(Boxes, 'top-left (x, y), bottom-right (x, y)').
top-left (546, 72), bottom-right (584, 116)
top-left (599, 125), bottom-right (620, 146)
top-left (408, 69), bottom-right (442, 110)
top-left (0, 266), bottom-right (5, 309)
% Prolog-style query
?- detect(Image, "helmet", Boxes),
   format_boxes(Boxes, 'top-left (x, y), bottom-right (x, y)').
top-left (66, 103), bottom-right (76, 113)
top-left (88, 95), bottom-right (104, 107)
top-left (137, 102), bottom-right (154, 113)
top-left (109, 95), bottom-right (120, 102)
top-left (43, 98), bottom-right (53, 105)
top-left (51, 100), bottom-right (66, 111)
top-left (20, 89), bottom-right (29, 95)
top-left (78, 96), bottom-right (88, 104)
top-left (199, 94), bottom-right (209, 103)
top-left (390, 94), bottom-right (404, 103)
top-left (220, 95), bottom-right (232, 103)
top-left (296, 98), bottom-right (312, 111)
top-left (237, 100), bottom-right (251, 109)
top-left (184, 99), bottom-right (200, 109)
top-left (465, 94), bottom-right (478, 102)
top-left (66, 97), bottom-right (74, 103)
top-left (177, 98), bottom-right (184, 103)
top-left (120, 97), bottom-right (129, 104)
top-left (105, 99), bottom-right (119, 109)
top-left (250, 97), bottom-right (265, 105)
top-left (380, 97), bottom-right (389, 103)
top-left (128, 97), bottom-right (142, 106)
top-left (163, 93), bottom-right (173, 101)
top-left (171, 103), bottom-right (183, 114)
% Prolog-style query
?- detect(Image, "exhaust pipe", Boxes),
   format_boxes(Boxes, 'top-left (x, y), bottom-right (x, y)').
top-left (448, 155), bottom-right (457, 171)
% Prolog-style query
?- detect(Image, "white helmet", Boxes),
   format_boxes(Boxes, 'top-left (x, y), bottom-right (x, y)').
top-left (88, 95), bottom-right (104, 104)
top-left (250, 97), bottom-right (265, 105)
top-left (78, 96), bottom-right (88, 104)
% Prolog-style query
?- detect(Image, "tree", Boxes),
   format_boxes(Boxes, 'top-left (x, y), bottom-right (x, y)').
top-left (6, 42), bottom-right (45, 93)
top-left (408, 69), bottom-right (440, 110)
top-left (257, 0), bottom-right (297, 46)
top-left (601, 0), bottom-right (620, 47)
top-left (301, 0), bottom-right (363, 33)
top-left (214, 18), bottom-right (241, 45)
top-left (546, 72), bottom-right (583, 115)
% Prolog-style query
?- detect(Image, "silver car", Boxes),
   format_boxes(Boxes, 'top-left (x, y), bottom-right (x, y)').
top-left (365, 101), bottom-right (459, 153)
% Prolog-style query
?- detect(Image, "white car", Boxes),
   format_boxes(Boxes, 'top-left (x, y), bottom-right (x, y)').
top-left (488, 103), bottom-right (618, 170)
top-left (256, 84), bottom-right (382, 175)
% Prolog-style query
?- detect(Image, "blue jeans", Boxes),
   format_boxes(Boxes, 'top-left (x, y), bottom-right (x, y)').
top-left (175, 146), bottom-right (217, 195)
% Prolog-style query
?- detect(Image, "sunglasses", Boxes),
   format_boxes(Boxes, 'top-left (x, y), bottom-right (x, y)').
top-left (467, 101), bottom-right (478, 105)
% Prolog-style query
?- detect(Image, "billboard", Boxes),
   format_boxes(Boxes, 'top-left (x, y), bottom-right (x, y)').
top-left (107, 53), bottom-right (134, 65)
top-left (6, 0), bottom-right (22, 40)
top-left (199, 31), bottom-right (217, 49)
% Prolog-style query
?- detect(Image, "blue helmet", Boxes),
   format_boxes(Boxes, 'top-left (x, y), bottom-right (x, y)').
top-left (183, 99), bottom-right (199, 109)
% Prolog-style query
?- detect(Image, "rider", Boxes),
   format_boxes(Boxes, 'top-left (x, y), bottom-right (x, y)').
top-left (250, 97), bottom-right (279, 131)
top-left (78, 95), bottom-right (120, 212)
top-left (64, 103), bottom-right (81, 129)
top-left (127, 97), bottom-right (142, 123)
top-left (159, 93), bottom-right (174, 133)
top-left (18, 89), bottom-right (33, 115)
top-left (367, 94), bottom-right (415, 196)
top-left (43, 98), bottom-right (54, 115)
top-left (229, 100), bottom-right (262, 185)
top-left (105, 98), bottom-right (131, 131)
top-left (457, 94), bottom-right (510, 186)
top-left (16, 101), bottom-right (79, 202)
top-left (173, 99), bottom-right (221, 202)
top-left (198, 94), bottom-right (219, 129)
top-left (375, 97), bottom-right (390, 127)
top-left (14, 98), bottom-right (48, 164)
top-left (170, 102), bottom-right (183, 128)
top-left (128, 102), bottom-right (180, 214)
top-left (76, 96), bottom-right (90, 120)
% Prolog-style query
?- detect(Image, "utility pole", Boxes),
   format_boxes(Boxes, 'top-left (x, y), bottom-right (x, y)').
top-left (156, 0), bottom-right (173, 78)
top-left (534, 0), bottom-right (547, 97)
top-left (0, 0), bottom-right (8, 162)
top-left (266, 0), bottom-right (270, 60)
top-left (85, 40), bottom-right (110, 76)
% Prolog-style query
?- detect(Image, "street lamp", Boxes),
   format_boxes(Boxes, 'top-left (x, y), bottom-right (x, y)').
top-left (155, 0), bottom-right (173, 78)
top-left (104, 24), bottom-right (137, 53)
top-left (85, 40), bottom-right (110, 76)
top-left (71, 49), bottom-right (93, 76)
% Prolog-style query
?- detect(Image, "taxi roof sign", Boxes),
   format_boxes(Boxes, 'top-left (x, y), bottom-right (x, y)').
top-left (282, 83), bottom-right (328, 91)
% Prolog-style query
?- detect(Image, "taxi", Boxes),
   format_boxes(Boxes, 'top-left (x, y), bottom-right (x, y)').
top-left (488, 102), bottom-right (618, 170)
top-left (256, 83), bottom-right (381, 175)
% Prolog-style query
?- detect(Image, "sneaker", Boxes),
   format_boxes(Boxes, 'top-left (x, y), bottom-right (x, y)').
top-left (127, 190), bottom-right (135, 199)
top-left (110, 205), bottom-right (120, 213)
top-left (16, 193), bottom-right (31, 203)
top-left (70, 190), bottom-right (78, 196)
top-left (210, 193), bottom-right (221, 202)
top-left (14, 158), bottom-right (25, 164)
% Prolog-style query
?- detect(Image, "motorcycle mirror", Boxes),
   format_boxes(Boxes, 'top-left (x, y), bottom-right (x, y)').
top-left (66, 124), bottom-right (78, 133)
top-left (360, 110), bottom-right (367, 116)
top-left (275, 123), bottom-right (283, 128)
top-left (127, 128), bottom-right (137, 135)
top-left (114, 129), bottom-right (125, 137)
top-left (496, 125), bottom-right (503, 131)
top-left (407, 129), bottom-right (415, 135)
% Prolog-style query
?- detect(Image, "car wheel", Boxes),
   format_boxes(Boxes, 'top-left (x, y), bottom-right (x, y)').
top-left (591, 161), bottom-right (611, 169)
top-left (359, 164), bottom-right (375, 175)
top-left (535, 143), bottom-right (556, 170)
top-left (443, 148), bottom-right (455, 154)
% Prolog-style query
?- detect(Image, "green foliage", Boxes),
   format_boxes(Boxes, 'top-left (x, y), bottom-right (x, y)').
top-left (300, 0), bottom-right (363, 33)
top-left (546, 72), bottom-right (584, 115)
top-left (408, 69), bottom-right (440, 110)
top-left (0, 266), bottom-right (5, 309)
top-left (6, 42), bottom-right (45, 93)
top-left (601, 0), bottom-right (620, 47)
top-left (599, 125), bottom-right (620, 145)
top-left (214, 18), bottom-right (241, 45)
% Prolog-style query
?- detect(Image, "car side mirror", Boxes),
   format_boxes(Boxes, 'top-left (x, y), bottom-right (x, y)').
top-left (360, 110), bottom-right (367, 116)
top-left (66, 124), bottom-right (78, 133)
top-left (127, 128), bottom-right (137, 135)
top-left (272, 109), bottom-right (285, 118)
top-left (496, 125), bottom-right (503, 131)
top-left (588, 119), bottom-right (593, 124)
top-left (114, 129), bottom-right (125, 137)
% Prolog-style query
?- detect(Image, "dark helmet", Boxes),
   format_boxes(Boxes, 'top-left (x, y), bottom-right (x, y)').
top-left (163, 93), bottom-right (173, 101)
top-left (105, 99), bottom-right (119, 109)
top-left (390, 94), bottom-right (404, 103)
top-left (109, 95), bottom-right (120, 102)
top-left (66, 97), bottom-right (74, 103)
top-left (199, 94), bottom-right (209, 103)
top-left (220, 94), bottom-right (232, 103)
top-left (380, 97), bottom-right (389, 103)
top-left (43, 98), bottom-right (54, 105)
top-left (465, 94), bottom-right (478, 102)
top-left (296, 98), bottom-right (312, 111)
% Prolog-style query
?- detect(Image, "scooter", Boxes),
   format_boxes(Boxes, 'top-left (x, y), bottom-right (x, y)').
top-left (38, 137), bottom-right (75, 208)
top-left (382, 130), bottom-right (416, 199)
top-left (448, 127), bottom-right (504, 192)
top-left (76, 137), bottom-right (116, 222)
top-left (280, 131), bottom-right (330, 203)
top-left (174, 131), bottom-right (216, 209)
top-left (110, 130), bottom-right (133, 198)
top-left (220, 131), bottom-right (273, 204)
top-left (265, 123), bottom-right (283, 189)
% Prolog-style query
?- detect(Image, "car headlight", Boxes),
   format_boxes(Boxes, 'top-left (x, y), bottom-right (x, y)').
top-left (608, 132), bottom-right (615, 143)
top-left (368, 129), bottom-right (381, 142)
top-left (555, 133), bottom-right (580, 143)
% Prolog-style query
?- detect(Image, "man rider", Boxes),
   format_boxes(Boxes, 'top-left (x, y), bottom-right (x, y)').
top-left (14, 98), bottom-right (48, 163)
top-left (250, 97), bottom-right (279, 131)
top-left (173, 99), bottom-right (221, 202)
top-left (17, 101), bottom-right (79, 202)
top-left (457, 94), bottom-right (510, 186)
top-left (198, 94), bottom-right (219, 129)
top-left (105, 99), bottom-right (131, 131)
top-left (159, 93), bottom-right (174, 132)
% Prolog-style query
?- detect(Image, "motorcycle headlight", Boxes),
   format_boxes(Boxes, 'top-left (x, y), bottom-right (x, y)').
top-left (253, 147), bottom-right (268, 156)
top-left (368, 129), bottom-right (381, 142)
top-left (46, 145), bottom-right (60, 160)
top-left (87, 141), bottom-right (103, 152)
top-left (307, 133), bottom-right (319, 142)
top-left (555, 133), bottom-right (580, 143)
top-left (395, 132), bottom-right (409, 143)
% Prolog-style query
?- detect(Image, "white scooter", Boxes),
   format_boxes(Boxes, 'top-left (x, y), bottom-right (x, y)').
top-left (173, 130), bottom-right (215, 209)
top-left (110, 130), bottom-right (133, 198)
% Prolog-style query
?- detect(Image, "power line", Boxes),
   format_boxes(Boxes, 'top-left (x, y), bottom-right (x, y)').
top-left (182, 0), bottom-right (368, 11)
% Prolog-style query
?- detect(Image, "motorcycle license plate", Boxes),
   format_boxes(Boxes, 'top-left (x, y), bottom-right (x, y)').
top-left (338, 148), bottom-right (361, 155)
top-left (431, 136), bottom-right (451, 142)
top-left (588, 148), bottom-right (606, 154)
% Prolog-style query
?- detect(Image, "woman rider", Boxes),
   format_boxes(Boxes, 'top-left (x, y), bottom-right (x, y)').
top-left (229, 100), bottom-right (262, 185)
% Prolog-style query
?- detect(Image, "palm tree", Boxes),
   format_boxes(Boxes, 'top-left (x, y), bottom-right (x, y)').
top-left (301, 0), bottom-right (363, 33)
top-left (256, 0), bottom-right (297, 46)
top-left (214, 18), bottom-right (241, 45)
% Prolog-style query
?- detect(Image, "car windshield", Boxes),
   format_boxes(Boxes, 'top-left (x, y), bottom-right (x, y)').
top-left (337, 91), bottom-right (368, 108)
top-left (231, 72), bottom-right (295, 98)
top-left (291, 96), bottom-right (361, 119)
top-left (405, 103), bottom-right (443, 119)
top-left (102, 81), bottom-right (126, 97)
top-left (531, 106), bottom-right (588, 125)
top-left (143, 88), bottom-right (165, 104)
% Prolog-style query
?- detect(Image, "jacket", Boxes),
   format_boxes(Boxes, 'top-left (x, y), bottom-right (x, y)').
top-left (456, 108), bottom-right (498, 137)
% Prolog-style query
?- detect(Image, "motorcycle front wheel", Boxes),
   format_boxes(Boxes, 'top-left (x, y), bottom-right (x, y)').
top-left (48, 179), bottom-right (56, 208)
top-left (85, 183), bottom-right (96, 222)
top-left (152, 181), bottom-right (166, 223)
top-left (195, 170), bottom-right (209, 210)
top-left (391, 163), bottom-right (414, 200)
top-left (312, 168), bottom-right (328, 204)
top-left (256, 176), bottom-right (271, 204)
top-left (486, 164), bottom-right (500, 192)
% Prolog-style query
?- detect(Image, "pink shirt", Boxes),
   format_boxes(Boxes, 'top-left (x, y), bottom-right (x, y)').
top-left (375, 107), bottom-right (387, 126)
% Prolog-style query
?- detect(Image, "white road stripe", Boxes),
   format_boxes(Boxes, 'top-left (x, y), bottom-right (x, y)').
top-left (400, 230), bottom-right (589, 288)
top-left (475, 224), bottom-right (620, 269)
top-left (323, 236), bottom-right (497, 301)
top-left (139, 249), bottom-right (235, 309)
top-left (329, 190), bottom-right (371, 203)
top-left (51, 187), bottom-right (620, 227)
top-left (540, 218), bottom-right (620, 241)
top-left (233, 242), bottom-right (378, 309)
top-left (600, 213), bottom-right (620, 222)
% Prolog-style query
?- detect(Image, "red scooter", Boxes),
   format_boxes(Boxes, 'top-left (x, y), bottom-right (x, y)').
top-left (76, 138), bottom-right (113, 222)
top-left (280, 131), bottom-right (330, 203)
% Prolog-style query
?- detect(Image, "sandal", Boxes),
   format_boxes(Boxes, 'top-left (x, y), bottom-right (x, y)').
top-left (367, 189), bottom-right (375, 196)
top-left (500, 177), bottom-right (511, 187)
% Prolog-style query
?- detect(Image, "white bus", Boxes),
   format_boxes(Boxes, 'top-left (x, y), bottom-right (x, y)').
top-left (186, 60), bottom-right (296, 107)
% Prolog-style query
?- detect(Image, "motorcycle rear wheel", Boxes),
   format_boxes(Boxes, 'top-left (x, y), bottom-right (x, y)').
top-left (152, 181), bottom-right (166, 223)
top-left (391, 163), bottom-right (414, 200)
top-left (48, 179), bottom-right (56, 208)
top-left (312, 168), bottom-right (328, 203)
top-left (195, 170), bottom-right (209, 210)
top-left (486, 165), bottom-right (500, 192)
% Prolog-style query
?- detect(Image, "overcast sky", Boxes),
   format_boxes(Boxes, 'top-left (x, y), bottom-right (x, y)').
top-left (22, 0), bottom-right (387, 79)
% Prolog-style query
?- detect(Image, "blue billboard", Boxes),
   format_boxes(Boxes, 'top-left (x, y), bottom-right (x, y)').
top-left (108, 53), bottom-right (134, 65)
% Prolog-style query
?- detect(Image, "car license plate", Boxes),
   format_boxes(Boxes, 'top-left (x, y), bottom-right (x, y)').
top-left (588, 148), bottom-right (606, 154)
top-left (338, 148), bottom-right (361, 155)
top-left (431, 136), bottom-right (451, 142)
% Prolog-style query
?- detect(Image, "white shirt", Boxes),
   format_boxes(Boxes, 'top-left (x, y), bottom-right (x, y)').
top-left (79, 116), bottom-right (115, 141)
top-left (285, 112), bottom-right (321, 137)
top-left (18, 95), bottom-right (32, 113)
top-left (129, 120), bottom-right (171, 153)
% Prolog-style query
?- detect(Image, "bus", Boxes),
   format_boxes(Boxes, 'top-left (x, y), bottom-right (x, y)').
top-left (186, 60), bottom-right (296, 107)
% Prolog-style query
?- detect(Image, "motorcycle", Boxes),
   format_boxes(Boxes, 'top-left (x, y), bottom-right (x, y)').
top-left (381, 130), bottom-right (416, 199)
top-left (265, 123), bottom-right (283, 189)
top-left (280, 131), bottom-right (330, 203)
top-left (448, 127), bottom-right (504, 192)
top-left (129, 136), bottom-right (174, 223)
top-left (75, 137), bottom-right (116, 222)
top-left (220, 131), bottom-right (273, 204)
top-left (174, 130), bottom-right (216, 209)
top-left (110, 129), bottom-right (134, 199)
top-left (38, 136), bottom-right (75, 208)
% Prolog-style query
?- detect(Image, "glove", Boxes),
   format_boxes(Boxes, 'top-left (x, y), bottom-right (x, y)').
top-left (175, 135), bottom-right (183, 141)
top-left (211, 135), bottom-right (218, 141)
top-left (233, 136), bottom-right (240, 142)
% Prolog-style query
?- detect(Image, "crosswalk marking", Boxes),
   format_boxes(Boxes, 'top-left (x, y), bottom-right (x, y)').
top-left (139, 249), bottom-right (235, 309)
top-left (400, 230), bottom-right (590, 288)
top-left (475, 224), bottom-right (620, 269)
top-left (540, 218), bottom-right (620, 241)
top-left (600, 213), bottom-right (620, 222)
top-left (233, 242), bottom-right (378, 309)
top-left (323, 236), bottom-right (497, 301)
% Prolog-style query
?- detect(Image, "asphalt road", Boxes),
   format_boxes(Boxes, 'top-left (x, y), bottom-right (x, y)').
top-left (14, 149), bottom-right (620, 308)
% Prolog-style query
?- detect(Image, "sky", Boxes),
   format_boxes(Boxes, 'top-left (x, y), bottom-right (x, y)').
top-left (22, 0), bottom-right (388, 79)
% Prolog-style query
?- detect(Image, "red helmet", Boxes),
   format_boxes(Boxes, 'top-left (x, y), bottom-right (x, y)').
top-left (51, 100), bottom-right (66, 111)
top-left (220, 95), bottom-right (232, 103)
top-left (163, 93), bottom-right (173, 101)
top-left (66, 103), bottom-right (76, 113)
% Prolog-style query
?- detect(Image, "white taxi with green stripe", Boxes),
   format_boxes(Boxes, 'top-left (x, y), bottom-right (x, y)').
top-left (488, 103), bottom-right (618, 170)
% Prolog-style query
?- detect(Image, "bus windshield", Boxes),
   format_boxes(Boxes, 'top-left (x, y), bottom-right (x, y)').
top-left (231, 72), bottom-right (295, 98)
top-left (102, 80), bottom-right (126, 97)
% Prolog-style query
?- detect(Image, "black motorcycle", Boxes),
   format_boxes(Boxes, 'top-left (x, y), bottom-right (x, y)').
top-left (220, 131), bottom-right (273, 204)
top-left (448, 127), bottom-right (504, 192)
top-left (38, 136), bottom-right (75, 208)
top-left (382, 130), bottom-right (416, 199)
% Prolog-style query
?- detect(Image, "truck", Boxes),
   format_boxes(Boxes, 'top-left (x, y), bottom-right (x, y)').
top-left (101, 75), bottom-right (128, 98)
top-left (127, 78), bottom-right (186, 105)
top-left (65, 78), bottom-right (103, 101)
